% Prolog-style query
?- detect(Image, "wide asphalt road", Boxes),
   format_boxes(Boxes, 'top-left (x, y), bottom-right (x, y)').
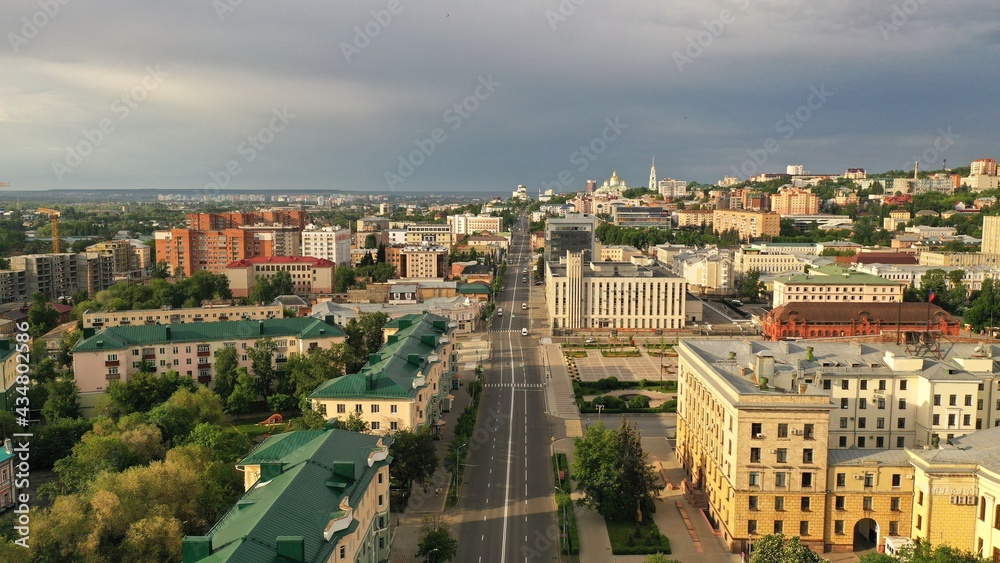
top-left (454, 213), bottom-right (559, 563)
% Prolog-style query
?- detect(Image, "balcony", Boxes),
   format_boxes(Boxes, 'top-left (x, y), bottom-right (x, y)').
top-left (198, 362), bottom-right (211, 370)
top-left (197, 350), bottom-right (211, 357)
top-left (106, 373), bottom-right (120, 380)
top-left (105, 360), bottom-right (119, 367)
top-left (197, 375), bottom-right (212, 384)
top-left (142, 354), bottom-right (155, 360)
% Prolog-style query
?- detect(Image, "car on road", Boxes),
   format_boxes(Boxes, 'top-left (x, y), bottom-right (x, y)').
top-left (497, 308), bottom-right (503, 317)
top-left (521, 303), bottom-right (527, 310)
top-left (731, 299), bottom-right (744, 306)
top-left (521, 328), bottom-right (528, 336)
top-left (585, 338), bottom-right (596, 343)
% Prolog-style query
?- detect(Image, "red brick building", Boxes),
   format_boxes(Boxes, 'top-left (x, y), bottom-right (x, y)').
top-left (761, 302), bottom-right (960, 340)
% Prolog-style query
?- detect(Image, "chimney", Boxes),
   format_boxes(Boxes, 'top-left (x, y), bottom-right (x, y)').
top-left (4, 439), bottom-right (11, 454)
top-left (275, 537), bottom-right (305, 563)
top-left (164, 326), bottom-right (171, 339)
top-left (755, 351), bottom-right (775, 380)
top-left (806, 346), bottom-right (815, 362)
top-left (182, 537), bottom-right (212, 562)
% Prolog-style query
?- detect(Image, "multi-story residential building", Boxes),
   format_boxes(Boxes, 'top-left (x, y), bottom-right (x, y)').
top-left (544, 213), bottom-right (598, 262)
top-left (447, 214), bottom-right (503, 236)
top-left (983, 216), bottom-right (1000, 256)
top-left (545, 251), bottom-right (686, 331)
top-left (82, 303), bottom-right (284, 329)
top-left (844, 168), bottom-right (867, 180)
top-left (0, 271), bottom-right (27, 305)
top-left (611, 206), bottom-right (672, 228)
top-left (673, 250), bottom-right (734, 296)
top-left (398, 246), bottom-right (448, 279)
top-left (0, 439), bottom-right (18, 510)
top-left (883, 210), bottom-right (912, 231)
top-left (300, 225), bottom-right (352, 266)
top-left (761, 302), bottom-right (960, 340)
top-left (676, 339), bottom-right (1000, 554)
top-left (971, 159), bottom-right (997, 177)
top-left (657, 178), bottom-right (688, 199)
top-left (8, 252), bottom-right (114, 300)
top-left (309, 313), bottom-right (455, 434)
top-left (965, 175), bottom-right (1000, 193)
top-left (712, 210), bottom-right (781, 240)
top-left (182, 429), bottom-right (392, 563)
top-left (733, 247), bottom-right (806, 275)
top-left (156, 211), bottom-right (308, 276)
top-left (771, 187), bottom-right (821, 215)
top-left (225, 256), bottom-right (336, 298)
top-left (72, 317), bottom-right (345, 415)
top-left (403, 224), bottom-right (451, 246)
top-left (675, 209), bottom-right (714, 229)
top-left (599, 245), bottom-right (642, 262)
top-left (919, 252), bottom-right (1000, 268)
top-left (772, 266), bottom-right (905, 307)
top-left (356, 216), bottom-right (390, 233)
top-left (312, 296), bottom-right (481, 334)
top-left (912, 174), bottom-right (958, 195)
top-left (86, 239), bottom-right (150, 277)
top-left (0, 340), bottom-right (22, 413)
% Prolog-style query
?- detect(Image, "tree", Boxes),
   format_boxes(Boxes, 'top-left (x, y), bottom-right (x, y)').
top-left (340, 410), bottom-right (370, 433)
top-left (50, 416), bottom-right (167, 494)
top-left (270, 270), bottom-right (294, 296)
top-left (416, 515), bottom-right (458, 562)
top-left (248, 275), bottom-right (274, 304)
top-left (41, 375), bottom-right (80, 421)
top-left (247, 338), bottom-right (277, 397)
top-left (965, 278), bottom-right (1000, 332)
top-left (737, 269), bottom-right (765, 303)
top-left (102, 370), bottom-right (195, 416)
top-left (227, 369), bottom-right (256, 417)
top-left (145, 387), bottom-right (225, 445)
top-left (150, 261), bottom-right (171, 279)
top-left (335, 266), bottom-right (356, 293)
top-left (27, 292), bottom-right (59, 338)
top-left (364, 233), bottom-right (378, 249)
top-left (571, 422), bottom-right (621, 517)
top-left (643, 556), bottom-right (680, 563)
top-left (857, 553), bottom-right (897, 563)
top-left (283, 346), bottom-right (347, 399)
top-left (358, 312), bottom-right (390, 357)
top-left (213, 346), bottom-right (239, 402)
top-left (184, 422), bottom-right (253, 464)
top-left (376, 242), bottom-right (387, 264)
top-left (748, 534), bottom-right (825, 563)
top-left (388, 429), bottom-right (438, 506)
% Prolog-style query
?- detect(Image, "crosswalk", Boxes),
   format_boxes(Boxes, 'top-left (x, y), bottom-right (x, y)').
top-left (483, 383), bottom-right (544, 389)
top-left (488, 329), bottom-right (525, 333)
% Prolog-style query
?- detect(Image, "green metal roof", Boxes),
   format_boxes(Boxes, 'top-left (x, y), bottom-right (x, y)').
top-left (309, 313), bottom-right (451, 401)
top-left (775, 265), bottom-right (902, 286)
top-left (0, 340), bottom-right (15, 364)
top-left (72, 318), bottom-right (345, 352)
top-left (457, 282), bottom-right (491, 294)
top-left (186, 429), bottom-right (392, 563)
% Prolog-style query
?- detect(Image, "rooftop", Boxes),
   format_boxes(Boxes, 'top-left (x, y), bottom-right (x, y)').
top-left (227, 256), bottom-right (334, 268)
top-left (74, 318), bottom-right (345, 352)
top-left (775, 265), bottom-right (905, 286)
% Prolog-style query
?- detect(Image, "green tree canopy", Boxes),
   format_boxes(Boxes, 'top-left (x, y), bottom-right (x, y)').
top-left (389, 429), bottom-right (438, 505)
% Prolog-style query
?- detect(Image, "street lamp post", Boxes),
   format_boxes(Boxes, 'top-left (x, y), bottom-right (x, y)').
top-left (454, 443), bottom-right (468, 497)
top-left (555, 486), bottom-right (568, 554)
top-left (426, 547), bottom-right (439, 563)
top-left (596, 404), bottom-right (604, 423)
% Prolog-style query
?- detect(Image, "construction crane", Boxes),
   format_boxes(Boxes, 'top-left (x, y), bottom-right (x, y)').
top-left (37, 208), bottom-right (62, 253)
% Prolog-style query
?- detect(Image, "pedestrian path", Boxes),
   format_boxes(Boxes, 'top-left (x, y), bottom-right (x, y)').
top-left (488, 329), bottom-right (524, 333)
top-left (483, 382), bottom-right (544, 388)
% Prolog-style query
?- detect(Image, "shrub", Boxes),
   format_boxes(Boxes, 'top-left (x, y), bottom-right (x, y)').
top-left (628, 395), bottom-right (651, 409)
top-left (606, 376), bottom-right (620, 390)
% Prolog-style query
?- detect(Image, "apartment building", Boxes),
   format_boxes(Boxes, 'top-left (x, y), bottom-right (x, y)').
top-left (403, 224), bottom-right (452, 245)
top-left (85, 239), bottom-right (151, 277)
top-left (676, 209), bottom-right (714, 229)
top-left (224, 256), bottom-right (336, 298)
top-left (72, 317), bottom-right (346, 415)
top-left (676, 339), bottom-right (1000, 554)
top-left (600, 245), bottom-right (642, 262)
top-left (0, 439), bottom-right (19, 510)
top-left (712, 210), bottom-right (781, 240)
top-left (0, 271), bottom-right (27, 305)
top-left (398, 246), bottom-right (449, 279)
top-left (447, 214), bottom-right (503, 236)
top-left (612, 206), bottom-right (672, 228)
top-left (545, 251), bottom-right (686, 331)
top-left (309, 313), bottom-right (456, 434)
top-left (733, 247), bottom-right (806, 275)
top-left (0, 340), bottom-right (22, 413)
top-left (82, 303), bottom-right (284, 329)
top-left (657, 178), bottom-right (688, 199)
top-left (356, 217), bottom-right (390, 232)
top-left (983, 216), bottom-right (1000, 256)
top-left (771, 187), bottom-right (821, 215)
top-left (182, 429), bottom-right (392, 563)
top-left (673, 250), bottom-right (734, 297)
top-left (544, 213), bottom-right (598, 262)
top-left (300, 225), bottom-right (352, 266)
top-left (9, 252), bottom-right (114, 300)
top-left (919, 252), bottom-right (1000, 268)
top-left (772, 266), bottom-right (905, 307)
top-left (185, 210), bottom-right (307, 231)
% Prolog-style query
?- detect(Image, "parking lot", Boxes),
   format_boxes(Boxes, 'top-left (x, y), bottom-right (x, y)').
top-left (569, 347), bottom-right (677, 383)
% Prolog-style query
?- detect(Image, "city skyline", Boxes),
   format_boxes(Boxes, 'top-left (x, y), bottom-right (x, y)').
top-left (2, 0), bottom-right (998, 193)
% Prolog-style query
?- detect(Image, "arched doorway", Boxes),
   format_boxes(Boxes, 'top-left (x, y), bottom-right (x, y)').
top-left (853, 518), bottom-right (879, 551)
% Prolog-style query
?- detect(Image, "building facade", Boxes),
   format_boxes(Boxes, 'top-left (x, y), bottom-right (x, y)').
top-left (712, 210), bottom-right (781, 240)
top-left (983, 216), bottom-right (1000, 256)
top-left (658, 178), bottom-right (688, 200)
top-left (761, 302), bottom-right (960, 340)
top-left (8, 252), bottom-right (114, 300)
top-left (85, 239), bottom-right (149, 277)
top-left (403, 224), bottom-right (452, 246)
top-left (82, 303), bottom-right (284, 329)
top-left (447, 214), bottom-right (503, 236)
top-left (545, 251), bottom-right (686, 331)
top-left (611, 206), bottom-right (672, 228)
top-left (0, 271), bottom-right (27, 305)
top-left (544, 214), bottom-right (598, 261)
top-left (225, 256), bottom-right (336, 298)
top-left (772, 267), bottom-right (906, 307)
top-left (771, 188), bottom-right (821, 215)
top-left (398, 246), bottom-right (448, 279)
top-left (182, 429), bottom-right (392, 563)
top-left (733, 247), bottom-right (806, 275)
top-left (300, 225), bottom-right (352, 266)
top-left (676, 209), bottom-right (714, 229)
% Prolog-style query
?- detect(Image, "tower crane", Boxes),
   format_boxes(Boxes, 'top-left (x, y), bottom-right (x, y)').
top-left (36, 208), bottom-right (62, 253)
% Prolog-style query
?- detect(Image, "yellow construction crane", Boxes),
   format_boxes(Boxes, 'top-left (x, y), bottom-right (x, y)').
top-left (37, 208), bottom-right (62, 253)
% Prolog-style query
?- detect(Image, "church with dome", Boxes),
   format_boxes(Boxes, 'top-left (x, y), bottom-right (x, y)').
top-left (597, 170), bottom-right (627, 195)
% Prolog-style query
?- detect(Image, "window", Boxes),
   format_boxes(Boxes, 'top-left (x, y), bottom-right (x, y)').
top-left (949, 394), bottom-right (957, 406)
top-left (804, 424), bottom-right (814, 439)
top-left (948, 414), bottom-right (957, 427)
top-left (390, 421), bottom-right (398, 431)
top-left (897, 417), bottom-right (906, 429)
top-left (337, 404), bottom-right (346, 414)
top-left (751, 423), bottom-right (762, 438)
top-left (842, 379), bottom-right (850, 390)
top-left (878, 398), bottom-right (886, 410)
top-left (864, 473), bottom-right (874, 487)
top-left (378, 472), bottom-right (384, 485)
top-left (131, 349), bottom-right (139, 356)
top-left (900, 380), bottom-right (907, 391)
top-left (836, 473), bottom-right (846, 487)
top-left (371, 422), bottom-right (380, 430)
top-left (889, 521), bottom-right (899, 536)
top-left (835, 520), bottom-right (845, 534)
top-left (876, 437), bottom-right (885, 448)
top-left (918, 491), bottom-right (924, 505)
top-left (378, 493), bottom-right (384, 506)
top-left (803, 449), bottom-right (813, 463)
top-left (823, 379), bottom-right (832, 390)
top-left (892, 497), bottom-right (901, 511)
top-left (966, 395), bottom-right (974, 406)
top-left (860, 380), bottom-right (868, 390)
top-left (916, 515), bottom-right (922, 530)
top-left (750, 448), bottom-right (761, 463)
top-left (840, 398), bottom-right (849, 409)
top-left (777, 423), bottom-right (788, 438)
top-left (897, 437), bottom-right (905, 448)
top-left (840, 417), bottom-right (848, 429)
top-left (877, 417), bottom-right (885, 429)
top-left (995, 506), bottom-right (1000, 529)
top-left (934, 394), bottom-right (941, 406)
top-left (858, 437), bottom-right (866, 448)
top-left (799, 521), bottom-right (809, 536)
top-left (859, 398), bottom-right (867, 410)
top-left (964, 414), bottom-right (972, 426)
top-left (839, 436), bottom-right (848, 447)
top-left (774, 496), bottom-right (784, 511)
top-left (899, 398), bottom-right (906, 410)
top-left (836, 496), bottom-right (845, 510)
top-left (355, 404), bottom-right (363, 413)
top-left (773, 520), bottom-right (783, 534)
top-left (371, 404), bottom-right (380, 413)
top-left (933, 414), bottom-right (940, 425)
top-left (775, 472), bottom-right (787, 488)
top-left (801, 497), bottom-right (811, 511)
top-left (749, 472), bottom-right (761, 486)
top-left (979, 399), bottom-right (985, 410)
top-left (801, 473), bottom-right (813, 488)
top-left (748, 520), bottom-right (757, 535)
top-left (749, 496), bottom-right (758, 510)
top-left (776, 448), bottom-right (787, 463)
top-left (879, 380), bottom-right (887, 391)
top-left (863, 496), bottom-right (873, 510)
top-left (390, 405), bottom-right (398, 414)
top-left (858, 418), bottom-right (867, 429)
top-left (340, 545), bottom-right (346, 558)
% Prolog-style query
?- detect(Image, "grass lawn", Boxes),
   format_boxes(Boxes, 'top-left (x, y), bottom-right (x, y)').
top-left (564, 350), bottom-right (589, 358)
top-left (605, 518), bottom-right (671, 555)
top-left (600, 348), bottom-right (642, 358)
top-left (230, 420), bottom-right (281, 440)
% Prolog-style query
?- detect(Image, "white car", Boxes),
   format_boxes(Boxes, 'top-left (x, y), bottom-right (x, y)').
top-left (585, 338), bottom-right (596, 343)
top-left (521, 328), bottom-right (528, 336)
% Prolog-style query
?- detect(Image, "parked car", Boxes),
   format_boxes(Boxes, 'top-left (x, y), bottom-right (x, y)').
top-left (585, 338), bottom-right (596, 343)
top-left (521, 328), bottom-right (528, 336)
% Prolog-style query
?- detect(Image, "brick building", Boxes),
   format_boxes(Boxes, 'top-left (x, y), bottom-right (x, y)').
top-left (224, 256), bottom-right (336, 298)
top-left (761, 302), bottom-right (960, 340)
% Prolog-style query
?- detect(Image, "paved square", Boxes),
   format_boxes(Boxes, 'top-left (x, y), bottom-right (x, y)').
top-left (567, 347), bottom-right (678, 382)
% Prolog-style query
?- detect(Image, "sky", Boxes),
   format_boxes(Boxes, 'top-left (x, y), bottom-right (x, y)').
top-left (1, 0), bottom-right (998, 194)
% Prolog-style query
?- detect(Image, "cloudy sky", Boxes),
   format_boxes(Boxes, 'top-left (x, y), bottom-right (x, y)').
top-left (2, 0), bottom-right (997, 194)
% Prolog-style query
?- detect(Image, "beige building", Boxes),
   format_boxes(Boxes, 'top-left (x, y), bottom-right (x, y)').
top-left (309, 313), bottom-right (456, 434)
top-left (713, 210), bottom-right (781, 240)
top-left (300, 225), bottom-right (352, 266)
top-left (9, 252), bottom-right (114, 300)
top-left (676, 209), bottom-right (714, 228)
top-left (918, 252), bottom-right (1000, 268)
top-left (677, 339), bottom-right (1000, 555)
top-left (983, 216), bottom-right (1000, 256)
top-left (85, 239), bottom-right (148, 276)
top-left (599, 245), bottom-right (642, 262)
top-left (447, 214), bottom-right (503, 236)
top-left (82, 303), bottom-right (284, 329)
top-left (0, 270), bottom-right (27, 305)
top-left (545, 251), bottom-right (686, 331)
top-left (772, 266), bottom-right (905, 307)
top-left (404, 224), bottom-right (452, 245)
top-left (398, 246), bottom-right (448, 279)
top-left (883, 210), bottom-right (912, 232)
top-left (673, 251), bottom-right (734, 296)
top-left (771, 187), bottom-right (821, 215)
top-left (733, 247), bottom-right (806, 275)
top-left (224, 256), bottom-right (336, 298)
top-left (356, 216), bottom-right (390, 232)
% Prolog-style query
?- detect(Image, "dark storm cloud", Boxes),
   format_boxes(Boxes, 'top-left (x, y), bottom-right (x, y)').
top-left (1, 0), bottom-right (996, 193)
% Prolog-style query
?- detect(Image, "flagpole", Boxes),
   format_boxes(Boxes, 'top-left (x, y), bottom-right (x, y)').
top-left (896, 293), bottom-right (903, 346)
